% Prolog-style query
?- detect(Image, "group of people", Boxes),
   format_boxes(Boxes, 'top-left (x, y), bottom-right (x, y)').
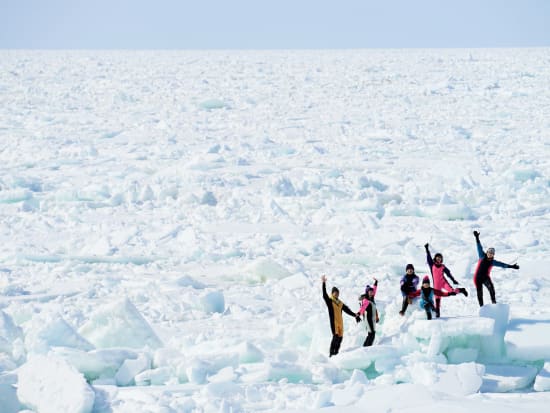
top-left (322, 231), bottom-right (520, 356)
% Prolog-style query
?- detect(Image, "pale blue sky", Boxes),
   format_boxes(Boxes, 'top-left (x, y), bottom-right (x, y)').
top-left (1, 0), bottom-right (549, 49)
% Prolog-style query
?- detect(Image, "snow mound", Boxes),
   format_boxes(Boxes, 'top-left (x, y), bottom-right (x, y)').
top-left (78, 298), bottom-right (162, 349)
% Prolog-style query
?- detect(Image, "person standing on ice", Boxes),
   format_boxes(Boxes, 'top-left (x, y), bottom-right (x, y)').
top-left (322, 275), bottom-right (360, 356)
top-left (409, 275), bottom-right (457, 320)
top-left (473, 231), bottom-right (519, 307)
top-left (399, 264), bottom-right (419, 316)
top-left (424, 243), bottom-right (468, 317)
top-left (356, 278), bottom-right (379, 346)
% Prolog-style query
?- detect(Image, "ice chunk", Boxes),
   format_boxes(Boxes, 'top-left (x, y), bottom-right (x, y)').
top-left (50, 347), bottom-right (140, 381)
top-left (78, 298), bottom-right (162, 349)
top-left (115, 353), bottom-right (150, 386)
top-left (0, 373), bottom-right (20, 413)
top-left (199, 290), bottom-right (225, 314)
top-left (478, 304), bottom-right (509, 361)
top-left (0, 311), bottom-right (24, 355)
top-left (237, 341), bottom-right (264, 363)
top-left (409, 362), bottom-right (484, 396)
top-left (134, 366), bottom-right (173, 386)
top-left (409, 316), bottom-right (495, 340)
top-left (506, 315), bottom-right (550, 361)
top-left (446, 347), bottom-right (479, 364)
top-left (199, 99), bottom-right (229, 110)
top-left (332, 345), bottom-right (403, 371)
top-left (480, 364), bottom-right (538, 392)
top-left (17, 355), bottom-right (95, 413)
top-left (278, 272), bottom-right (310, 290)
top-left (246, 258), bottom-right (291, 282)
top-left (200, 190), bottom-right (217, 206)
top-left (24, 314), bottom-right (94, 354)
top-left (176, 274), bottom-right (206, 289)
top-left (534, 362), bottom-right (550, 392)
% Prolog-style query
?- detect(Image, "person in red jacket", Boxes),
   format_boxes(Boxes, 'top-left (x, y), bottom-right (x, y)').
top-left (473, 231), bottom-right (519, 306)
top-left (409, 275), bottom-right (457, 320)
top-left (321, 275), bottom-right (360, 356)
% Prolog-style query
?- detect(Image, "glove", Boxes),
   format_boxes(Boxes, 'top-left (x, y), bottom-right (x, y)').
top-left (473, 230), bottom-right (480, 238)
top-left (448, 291), bottom-right (457, 296)
top-left (400, 284), bottom-right (407, 293)
top-left (424, 243), bottom-right (429, 250)
top-left (453, 280), bottom-right (459, 285)
top-left (510, 264), bottom-right (519, 269)
top-left (355, 315), bottom-right (361, 323)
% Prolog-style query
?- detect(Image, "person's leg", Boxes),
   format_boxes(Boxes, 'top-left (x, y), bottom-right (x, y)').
top-left (476, 281), bottom-right (484, 306)
top-left (424, 303), bottom-right (432, 320)
top-left (365, 331), bottom-right (375, 346)
top-left (329, 335), bottom-right (338, 356)
top-left (400, 296), bottom-right (409, 315)
top-left (485, 278), bottom-right (496, 304)
top-left (332, 335), bottom-right (343, 355)
top-left (434, 297), bottom-right (441, 317)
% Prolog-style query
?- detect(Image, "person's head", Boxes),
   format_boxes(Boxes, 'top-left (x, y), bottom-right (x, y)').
top-left (365, 285), bottom-right (375, 298)
top-left (331, 286), bottom-right (339, 299)
top-left (434, 253), bottom-right (443, 264)
top-left (422, 275), bottom-right (430, 287)
top-left (406, 264), bottom-right (415, 274)
top-left (486, 247), bottom-right (495, 260)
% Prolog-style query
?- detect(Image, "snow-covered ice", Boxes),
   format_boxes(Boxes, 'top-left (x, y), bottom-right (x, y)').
top-left (0, 48), bottom-right (549, 411)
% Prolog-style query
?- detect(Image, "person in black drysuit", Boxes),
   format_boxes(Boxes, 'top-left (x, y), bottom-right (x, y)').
top-left (322, 275), bottom-right (360, 356)
top-left (472, 231), bottom-right (519, 306)
top-left (399, 264), bottom-right (419, 316)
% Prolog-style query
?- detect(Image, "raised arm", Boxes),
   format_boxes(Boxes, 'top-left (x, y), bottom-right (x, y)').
top-left (473, 231), bottom-right (484, 259)
top-left (425, 243), bottom-right (433, 266)
top-left (321, 276), bottom-right (331, 306)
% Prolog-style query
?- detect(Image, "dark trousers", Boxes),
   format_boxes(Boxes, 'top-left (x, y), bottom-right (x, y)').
top-left (329, 335), bottom-right (343, 356)
top-left (423, 302), bottom-right (436, 320)
top-left (363, 331), bottom-right (375, 347)
top-left (400, 296), bottom-right (409, 313)
top-left (476, 277), bottom-right (496, 306)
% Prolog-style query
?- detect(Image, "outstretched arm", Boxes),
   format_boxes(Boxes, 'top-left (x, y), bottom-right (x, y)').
top-left (443, 267), bottom-right (458, 284)
top-left (343, 303), bottom-right (357, 318)
top-left (492, 260), bottom-right (520, 270)
top-left (408, 289), bottom-right (421, 298)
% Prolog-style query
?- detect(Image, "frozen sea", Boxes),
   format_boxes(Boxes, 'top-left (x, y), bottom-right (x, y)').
top-left (0, 48), bottom-right (549, 412)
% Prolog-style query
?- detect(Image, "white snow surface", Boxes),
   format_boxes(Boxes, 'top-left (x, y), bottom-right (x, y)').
top-left (0, 49), bottom-right (549, 412)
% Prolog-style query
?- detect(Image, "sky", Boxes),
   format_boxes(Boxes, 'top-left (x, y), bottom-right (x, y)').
top-left (0, 0), bottom-right (549, 49)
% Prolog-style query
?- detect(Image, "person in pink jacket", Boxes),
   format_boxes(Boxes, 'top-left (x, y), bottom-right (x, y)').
top-left (424, 243), bottom-right (468, 317)
top-left (356, 278), bottom-right (379, 346)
